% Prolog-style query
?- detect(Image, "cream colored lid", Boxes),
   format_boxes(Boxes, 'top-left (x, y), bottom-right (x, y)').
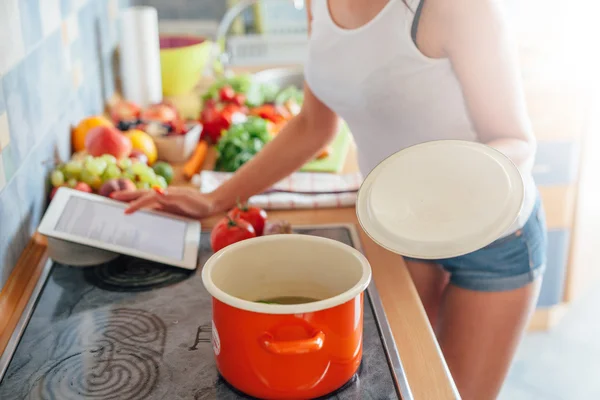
top-left (356, 140), bottom-right (525, 259)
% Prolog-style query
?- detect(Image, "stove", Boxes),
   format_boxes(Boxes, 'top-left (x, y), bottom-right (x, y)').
top-left (0, 225), bottom-right (412, 400)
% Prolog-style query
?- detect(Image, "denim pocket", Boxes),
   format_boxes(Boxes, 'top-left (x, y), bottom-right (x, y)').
top-left (523, 205), bottom-right (548, 269)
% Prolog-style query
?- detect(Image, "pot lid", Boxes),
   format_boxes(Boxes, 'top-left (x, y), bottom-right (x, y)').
top-left (356, 140), bottom-right (525, 259)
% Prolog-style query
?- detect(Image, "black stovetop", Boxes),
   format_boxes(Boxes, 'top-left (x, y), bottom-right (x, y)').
top-left (0, 226), bottom-right (404, 400)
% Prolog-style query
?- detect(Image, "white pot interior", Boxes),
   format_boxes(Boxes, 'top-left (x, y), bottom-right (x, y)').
top-left (202, 234), bottom-right (372, 314)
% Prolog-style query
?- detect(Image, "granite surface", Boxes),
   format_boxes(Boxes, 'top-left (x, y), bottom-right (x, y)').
top-left (0, 227), bottom-right (399, 399)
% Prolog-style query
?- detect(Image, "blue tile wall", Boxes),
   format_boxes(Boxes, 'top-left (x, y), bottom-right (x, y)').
top-left (19, 0), bottom-right (44, 51)
top-left (0, 179), bottom-right (28, 288)
top-left (60, 0), bottom-right (73, 18)
top-left (0, 0), bottom-right (130, 289)
top-left (0, 79), bottom-right (5, 115)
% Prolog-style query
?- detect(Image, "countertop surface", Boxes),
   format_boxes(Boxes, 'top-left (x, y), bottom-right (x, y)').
top-left (0, 69), bottom-right (458, 400)
top-left (0, 145), bottom-right (458, 400)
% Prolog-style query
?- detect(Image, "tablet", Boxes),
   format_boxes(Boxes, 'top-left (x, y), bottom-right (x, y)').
top-left (38, 187), bottom-right (201, 270)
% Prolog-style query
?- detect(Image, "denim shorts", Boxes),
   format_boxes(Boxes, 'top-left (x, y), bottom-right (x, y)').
top-left (405, 196), bottom-right (548, 292)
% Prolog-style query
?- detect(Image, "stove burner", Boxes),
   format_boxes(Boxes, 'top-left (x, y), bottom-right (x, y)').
top-left (28, 308), bottom-right (167, 400)
top-left (85, 256), bottom-right (193, 292)
top-left (31, 349), bottom-right (160, 400)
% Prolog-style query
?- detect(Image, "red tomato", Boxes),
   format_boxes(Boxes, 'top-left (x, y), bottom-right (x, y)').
top-left (228, 203), bottom-right (268, 236)
top-left (219, 86), bottom-right (236, 102)
top-left (211, 216), bottom-right (256, 252)
top-left (232, 94), bottom-right (246, 106)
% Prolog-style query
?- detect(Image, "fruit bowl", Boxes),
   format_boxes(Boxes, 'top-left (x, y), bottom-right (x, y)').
top-left (153, 123), bottom-right (202, 163)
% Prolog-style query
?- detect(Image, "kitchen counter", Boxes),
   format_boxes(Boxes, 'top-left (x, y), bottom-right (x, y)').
top-left (0, 142), bottom-right (458, 400)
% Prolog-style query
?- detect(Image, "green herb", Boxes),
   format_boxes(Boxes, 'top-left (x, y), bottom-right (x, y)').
top-left (215, 117), bottom-right (271, 172)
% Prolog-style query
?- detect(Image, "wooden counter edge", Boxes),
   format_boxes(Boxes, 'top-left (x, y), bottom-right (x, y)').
top-left (0, 234), bottom-right (48, 356)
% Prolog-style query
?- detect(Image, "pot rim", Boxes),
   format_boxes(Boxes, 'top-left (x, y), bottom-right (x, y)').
top-left (201, 234), bottom-right (372, 315)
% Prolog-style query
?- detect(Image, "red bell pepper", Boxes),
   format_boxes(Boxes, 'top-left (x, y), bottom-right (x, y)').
top-left (219, 86), bottom-right (236, 102)
top-left (249, 104), bottom-right (290, 125)
top-left (200, 103), bottom-right (247, 144)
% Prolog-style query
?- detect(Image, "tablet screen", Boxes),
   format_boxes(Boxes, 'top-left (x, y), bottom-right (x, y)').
top-left (54, 196), bottom-right (187, 261)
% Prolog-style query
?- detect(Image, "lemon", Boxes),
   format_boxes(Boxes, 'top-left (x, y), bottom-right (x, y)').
top-left (125, 129), bottom-right (158, 165)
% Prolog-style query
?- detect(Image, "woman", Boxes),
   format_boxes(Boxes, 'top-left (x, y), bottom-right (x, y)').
top-left (114, 1), bottom-right (547, 398)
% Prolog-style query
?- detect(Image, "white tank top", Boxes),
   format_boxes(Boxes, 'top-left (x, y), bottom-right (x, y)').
top-left (305, 0), bottom-right (537, 234)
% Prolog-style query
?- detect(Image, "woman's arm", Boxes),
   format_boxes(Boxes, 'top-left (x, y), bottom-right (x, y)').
top-left (437, 0), bottom-right (536, 171)
top-left (208, 87), bottom-right (339, 212)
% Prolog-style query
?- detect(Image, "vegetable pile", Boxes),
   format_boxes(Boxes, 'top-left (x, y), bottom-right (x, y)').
top-left (199, 73), bottom-right (308, 172)
top-left (200, 74), bottom-right (284, 144)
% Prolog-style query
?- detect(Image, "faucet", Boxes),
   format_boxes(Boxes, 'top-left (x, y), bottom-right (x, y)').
top-left (203, 0), bottom-right (305, 79)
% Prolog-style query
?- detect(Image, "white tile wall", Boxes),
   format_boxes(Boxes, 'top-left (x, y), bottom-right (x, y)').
top-left (0, 153), bottom-right (5, 192)
top-left (40, 0), bottom-right (62, 37)
top-left (0, 112), bottom-right (10, 150)
top-left (0, 0), bottom-right (25, 75)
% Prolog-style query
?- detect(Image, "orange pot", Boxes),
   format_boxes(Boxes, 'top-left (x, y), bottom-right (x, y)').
top-left (202, 234), bottom-right (372, 399)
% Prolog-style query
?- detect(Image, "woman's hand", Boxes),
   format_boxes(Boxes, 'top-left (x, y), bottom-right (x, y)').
top-left (110, 187), bottom-right (217, 219)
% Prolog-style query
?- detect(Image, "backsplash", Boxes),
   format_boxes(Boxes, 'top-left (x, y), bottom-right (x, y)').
top-left (0, 0), bottom-right (130, 289)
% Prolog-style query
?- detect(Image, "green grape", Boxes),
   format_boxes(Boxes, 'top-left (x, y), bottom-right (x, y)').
top-left (137, 169), bottom-right (156, 184)
top-left (122, 168), bottom-right (136, 182)
top-left (118, 158), bottom-right (133, 169)
top-left (50, 170), bottom-right (65, 187)
top-left (85, 158), bottom-right (107, 176)
top-left (100, 154), bottom-right (117, 165)
top-left (80, 169), bottom-right (102, 190)
top-left (136, 181), bottom-right (151, 190)
top-left (102, 164), bottom-right (121, 181)
top-left (83, 155), bottom-right (94, 164)
top-left (131, 161), bottom-right (150, 176)
top-left (155, 176), bottom-right (168, 189)
top-left (67, 178), bottom-right (78, 188)
top-left (63, 161), bottom-right (83, 179)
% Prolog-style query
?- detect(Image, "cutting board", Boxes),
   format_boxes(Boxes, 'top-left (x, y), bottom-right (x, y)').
top-left (300, 123), bottom-right (352, 173)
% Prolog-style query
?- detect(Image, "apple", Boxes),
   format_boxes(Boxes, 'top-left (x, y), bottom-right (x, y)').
top-left (98, 178), bottom-right (136, 198)
top-left (49, 186), bottom-right (61, 200)
top-left (129, 149), bottom-right (149, 165)
top-left (141, 103), bottom-right (179, 124)
top-left (74, 182), bottom-right (93, 193)
top-left (110, 100), bottom-right (141, 123)
top-left (85, 126), bottom-right (132, 159)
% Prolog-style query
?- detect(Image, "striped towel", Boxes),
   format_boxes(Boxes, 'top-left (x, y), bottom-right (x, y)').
top-left (193, 171), bottom-right (363, 210)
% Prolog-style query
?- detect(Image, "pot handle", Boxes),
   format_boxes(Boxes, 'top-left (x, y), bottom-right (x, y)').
top-left (260, 331), bottom-right (325, 355)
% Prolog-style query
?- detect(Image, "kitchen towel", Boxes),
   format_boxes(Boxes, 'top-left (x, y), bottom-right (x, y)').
top-left (193, 171), bottom-right (363, 210)
top-left (119, 6), bottom-right (163, 107)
